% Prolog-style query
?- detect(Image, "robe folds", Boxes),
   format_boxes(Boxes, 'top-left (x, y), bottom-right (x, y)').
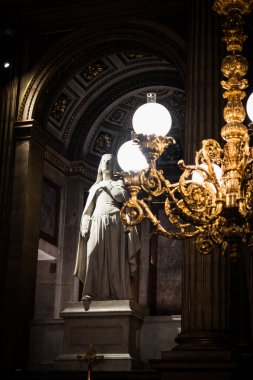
top-left (74, 179), bottom-right (140, 300)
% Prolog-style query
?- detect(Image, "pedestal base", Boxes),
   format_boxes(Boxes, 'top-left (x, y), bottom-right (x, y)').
top-left (55, 300), bottom-right (149, 371)
top-left (150, 349), bottom-right (238, 380)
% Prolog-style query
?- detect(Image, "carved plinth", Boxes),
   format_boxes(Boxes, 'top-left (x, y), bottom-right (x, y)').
top-left (149, 330), bottom-right (250, 380)
top-left (54, 300), bottom-right (149, 371)
top-left (150, 350), bottom-right (237, 380)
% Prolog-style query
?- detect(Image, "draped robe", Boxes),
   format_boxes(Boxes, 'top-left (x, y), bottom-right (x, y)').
top-left (74, 179), bottom-right (140, 300)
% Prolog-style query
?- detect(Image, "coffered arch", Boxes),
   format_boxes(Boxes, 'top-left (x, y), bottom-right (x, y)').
top-left (18, 20), bottom-right (186, 172)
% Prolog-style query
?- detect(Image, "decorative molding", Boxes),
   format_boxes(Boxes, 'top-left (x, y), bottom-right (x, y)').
top-left (14, 120), bottom-right (36, 141)
top-left (124, 51), bottom-right (152, 60)
top-left (14, 120), bottom-right (48, 147)
top-left (44, 147), bottom-right (96, 180)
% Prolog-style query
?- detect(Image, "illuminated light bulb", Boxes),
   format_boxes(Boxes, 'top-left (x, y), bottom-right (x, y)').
top-left (246, 92), bottom-right (253, 122)
top-left (117, 140), bottom-right (149, 172)
top-left (132, 92), bottom-right (172, 136)
top-left (192, 163), bottom-right (222, 193)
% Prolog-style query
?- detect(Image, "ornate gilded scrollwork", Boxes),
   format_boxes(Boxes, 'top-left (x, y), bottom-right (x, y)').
top-left (119, 0), bottom-right (253, 256)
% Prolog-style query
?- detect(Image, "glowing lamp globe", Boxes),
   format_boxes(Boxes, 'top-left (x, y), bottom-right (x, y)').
top-left (246, 92), bottom-right (253, 122)
top-left (192, 163), bottom-right (222, 193)
top-left (132, 94), bottom-right (172, 137)
top-left (117, 140), bottom-right (149, 172)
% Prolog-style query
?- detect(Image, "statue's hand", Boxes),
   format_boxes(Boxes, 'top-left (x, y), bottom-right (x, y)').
top-left (80, 214), bottom-right (91, 241)
top-left (81, 229), bottom-right (89, 241)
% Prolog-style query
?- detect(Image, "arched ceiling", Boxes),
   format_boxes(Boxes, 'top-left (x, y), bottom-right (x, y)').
top-left (45, 51), bottom-right (185, 167)
top-left (18, 18), bottom-right (187, 176)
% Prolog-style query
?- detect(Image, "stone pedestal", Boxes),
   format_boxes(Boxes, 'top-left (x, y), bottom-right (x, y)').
top-left (150, 350), bottom-right (237, 380)
top-left (55, 300), bottom-right (149, 371)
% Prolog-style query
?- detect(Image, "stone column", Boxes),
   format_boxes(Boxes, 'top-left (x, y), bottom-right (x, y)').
top-left (179, 0), bottom-right (228, 345)
top-left (0, 26), bottom-right (19, 370)
top-left (2, 120), bottom-right (46, 370)
top-left (173, 0), bottom-right (228, 349)
top-left (178, 0), bottom-right (252, 353)
top-left (184, 0), bottom-right (222, 163)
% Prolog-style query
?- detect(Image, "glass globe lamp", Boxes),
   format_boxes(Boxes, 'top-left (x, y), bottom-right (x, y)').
top-left (132, 93), bottom-right (172, 136)
top-left (192, 163), bottom-right (222, 193)
top-left (246, 91), bottom-right (253, 122)
top-left (117, 140), bottom-right (149, 172)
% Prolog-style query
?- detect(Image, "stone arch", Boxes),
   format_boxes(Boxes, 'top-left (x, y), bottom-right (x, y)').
top-left (18, 20), bottom-right (186, 124)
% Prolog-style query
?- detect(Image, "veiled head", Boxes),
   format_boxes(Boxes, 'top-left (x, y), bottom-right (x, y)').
top-left (96, 154), bottom-right (118, 182)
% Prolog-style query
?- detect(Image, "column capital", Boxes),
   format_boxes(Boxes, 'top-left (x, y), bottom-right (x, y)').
top-left (14, 120), bottom-right (36, 140)
top-left (14, 119), bottom-right (48, 146)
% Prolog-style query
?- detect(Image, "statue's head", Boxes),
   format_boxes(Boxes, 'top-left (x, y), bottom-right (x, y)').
top-left (96, 154), bottom-right (118, 182)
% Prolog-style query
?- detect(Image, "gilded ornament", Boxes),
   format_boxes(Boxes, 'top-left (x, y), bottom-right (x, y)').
top-left (118, 0), bottom-right (253, 256)
top-left (213, 0), bottom-right (253, 15)
top-left (221, 55), bottom-right (248, 78)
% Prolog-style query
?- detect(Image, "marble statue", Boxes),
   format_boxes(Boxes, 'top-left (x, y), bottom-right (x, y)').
top-left (74, 154), bottom-right (140, 310)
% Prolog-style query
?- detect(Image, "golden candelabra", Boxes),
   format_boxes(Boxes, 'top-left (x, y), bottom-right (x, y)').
top-left (118, 0), bottom-right (253, 257)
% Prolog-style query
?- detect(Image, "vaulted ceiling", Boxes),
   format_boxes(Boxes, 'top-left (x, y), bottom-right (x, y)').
top-left (1, 0), bottom-right (189, 175)
top-left (43, 51), bottom-right (185, 164)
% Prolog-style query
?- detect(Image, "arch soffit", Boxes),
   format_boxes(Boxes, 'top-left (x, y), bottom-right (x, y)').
top-left (18, 20), bottom-right (186, 123)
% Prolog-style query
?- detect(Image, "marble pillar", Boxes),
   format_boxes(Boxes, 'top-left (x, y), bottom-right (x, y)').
top-left (170, 0), bottom-right (227, 348)
top-left (177, 0), bottom-right (251, 353)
